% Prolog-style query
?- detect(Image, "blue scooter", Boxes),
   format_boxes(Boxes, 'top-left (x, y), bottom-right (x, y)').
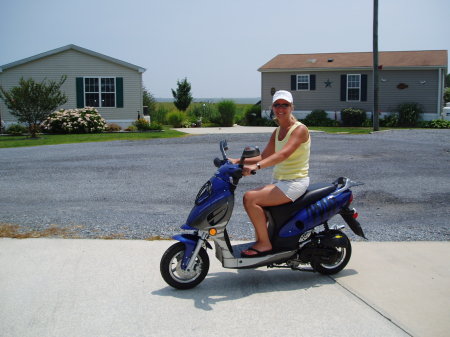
top-left (160, 140), bottom-right (366, 289)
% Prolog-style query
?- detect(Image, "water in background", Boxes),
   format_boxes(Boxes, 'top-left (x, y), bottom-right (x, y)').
top-left (156, 97), bottom-right (260, 104)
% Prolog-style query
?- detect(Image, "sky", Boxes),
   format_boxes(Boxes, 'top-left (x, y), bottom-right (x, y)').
top-left (1, 0), bottom-right (449, 98)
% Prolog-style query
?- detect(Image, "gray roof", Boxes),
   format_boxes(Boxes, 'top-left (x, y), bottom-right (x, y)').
top-left (0, 44), bottom-right (146, 73)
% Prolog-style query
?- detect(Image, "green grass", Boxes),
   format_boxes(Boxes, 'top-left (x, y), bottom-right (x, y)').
top-left (0, 126), bottom-right (394, 148)
top-left (309, 126), bottom-right (392, 134)
top-left (0, 127), bottom-right (187, 148)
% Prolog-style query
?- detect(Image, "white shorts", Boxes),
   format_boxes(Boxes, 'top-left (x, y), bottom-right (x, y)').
top-left (272, 177), bottom-right (310, 202)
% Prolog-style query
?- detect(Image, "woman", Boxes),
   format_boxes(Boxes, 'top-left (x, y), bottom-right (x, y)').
top-left (233, 90), bottom-right (310, 257)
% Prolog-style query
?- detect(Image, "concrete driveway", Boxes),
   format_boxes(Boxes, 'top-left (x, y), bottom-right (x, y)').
top-left (1, 238), bottom-right (449, 337)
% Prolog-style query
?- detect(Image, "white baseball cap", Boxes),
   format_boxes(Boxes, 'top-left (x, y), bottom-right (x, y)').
top-left (272, 90), bottom-right (293, 104)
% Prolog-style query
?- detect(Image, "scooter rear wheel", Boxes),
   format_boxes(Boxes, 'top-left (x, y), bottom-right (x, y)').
top-left (311, 231), bottom-right (352, 275)
top-left (160, 242), bottom-right (209, 289)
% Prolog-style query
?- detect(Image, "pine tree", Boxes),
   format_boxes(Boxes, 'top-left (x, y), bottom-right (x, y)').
top-left (171, 77), bottom-right (193, 111)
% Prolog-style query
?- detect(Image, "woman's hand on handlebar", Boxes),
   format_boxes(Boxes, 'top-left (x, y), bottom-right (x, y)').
top-left (242, 164), bottom-right (258, 176)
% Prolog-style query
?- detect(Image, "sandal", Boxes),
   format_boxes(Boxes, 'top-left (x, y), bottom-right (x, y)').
top-left (241, 247), bottom-right (272, 258)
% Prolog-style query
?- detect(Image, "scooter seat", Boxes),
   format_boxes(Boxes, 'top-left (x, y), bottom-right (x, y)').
top-left (265, 182), bottom-right (336, 227)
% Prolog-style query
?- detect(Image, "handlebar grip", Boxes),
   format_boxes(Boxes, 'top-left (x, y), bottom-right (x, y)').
top-left (251, 170), bottom-right (257, 175)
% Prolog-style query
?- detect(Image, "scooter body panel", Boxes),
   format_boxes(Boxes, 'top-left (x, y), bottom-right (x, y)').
top-left (278, 190), bottom-right (352, 238)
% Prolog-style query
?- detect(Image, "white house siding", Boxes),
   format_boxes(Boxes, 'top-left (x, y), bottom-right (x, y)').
top-left (261, 69), bottom-right (442, 121)
top-left (0, 49), bottom-right (142, 125)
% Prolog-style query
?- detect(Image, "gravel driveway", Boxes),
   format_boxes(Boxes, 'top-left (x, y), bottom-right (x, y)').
top-left (1, 129), bottom-right (449, 241)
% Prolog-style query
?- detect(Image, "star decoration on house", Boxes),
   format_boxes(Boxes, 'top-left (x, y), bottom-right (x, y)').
top-left (324, 79), bottom-right (332, 88)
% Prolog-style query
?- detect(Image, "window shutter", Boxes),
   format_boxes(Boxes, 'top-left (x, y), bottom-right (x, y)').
top-left (116, 77), bottom-right (124, 108)
top-left (76, 77), bottom-right (84, 108)
top-left (361, 74), bottom-right (368, 101)
top-left (340, 75), bottom-right (347, 101)
top-left (310, 75), bottom-right (316, 90)
top-left (291, 75), bottom-right (297, 91)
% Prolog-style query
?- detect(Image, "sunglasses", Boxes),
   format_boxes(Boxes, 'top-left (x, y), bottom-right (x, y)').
top-left (273, 103), bottom-right (291, 108)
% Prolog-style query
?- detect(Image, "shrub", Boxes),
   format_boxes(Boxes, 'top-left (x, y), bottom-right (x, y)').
top-left (380, 113), bottom-right (399, 127)
top-left (6, 123), bottom-right (28, 135)
top-left (207, 107), bottom-right (222, 125)
top-left (420, 119), bottom-right (450, 129)
top-left (303, 109), bottom-right (336, 126)
top-left (133, 118), bottom-right (150, 131)
top-left (243, 104), bottom-right (265, 126)
top-left (148, 122), bottom-right (163, 131)
top-left (42, 108), bottom-right (106, 133)
top-left (341, 108), bottom-right (367, 127)
top-left (167, 110), bottom-right (186, 128)
top-left (132, 118), bottom-right (163, 131)
top-left (396, 103), bottom-right (422, 127)
top-left (362, 118), bottom-right (373, 127)
top-left (105, 123), bottom-right (122, 132)
top-left (151, 105), bottom-right (169, 125)
top-left (186, 103), bottom-right (221, 125)
top-left (444, 88), bottom-right (450, 103)
top-left (217, 100), bottom-right (236, 127)
top-left (125, 125), bottom-right (138, 132)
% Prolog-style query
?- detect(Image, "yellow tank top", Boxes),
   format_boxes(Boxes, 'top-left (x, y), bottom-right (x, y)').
top-left (273, 121), bottom-right (310, 180)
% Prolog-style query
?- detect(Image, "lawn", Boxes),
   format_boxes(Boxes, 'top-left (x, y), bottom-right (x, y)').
top-left (0, 128), bottom-right (187, 148)
top-left (0, 126), bottom-right (390, 148)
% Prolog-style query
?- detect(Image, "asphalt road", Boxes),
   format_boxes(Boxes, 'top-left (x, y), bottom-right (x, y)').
top-left (1, 129), bottom-right (449, 241)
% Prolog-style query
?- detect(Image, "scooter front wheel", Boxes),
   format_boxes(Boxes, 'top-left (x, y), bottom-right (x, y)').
top-left (160, 242), bottom-right (209, 289)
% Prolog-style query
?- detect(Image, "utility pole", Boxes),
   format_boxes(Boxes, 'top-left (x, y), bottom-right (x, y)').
top-left (373, 0), bottom-right (380, 131)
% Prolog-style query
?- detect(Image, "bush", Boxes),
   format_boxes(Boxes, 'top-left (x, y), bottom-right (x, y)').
top-left (380, 113), bottom-right (399, 127)
top-left (419, 119), bottom-right (450, 129)
top-left (396, 103), bottom-right (423, 127)
top-left (133, 118), bottom-right (150, 131)
top-left (243, 104), bottom-right (265, 126)
top-left (303, 109), bottom-right (336, 126)
top-left (133, 118), bottom-right (163, 131)
top-left (167, 110), bottom-right (186, 128)
top-left (186, 103), bottom-right (217, 126)
top-left (42, 108), bottom-right (106, 133)
top-left (125, 125), bottom-right (138, 132)
top-left (105, 123), bottom-right (122, 132)
top-left (444, 88), bottom-right (450, 103)
top-left (341, 108), bottom-right (367, 127)
top-left (6, 123), bottom-right (28, 135)
top-left (151, 105), bottom-right (170, 125)
top-left (217, 100), bottom-right (236, 127)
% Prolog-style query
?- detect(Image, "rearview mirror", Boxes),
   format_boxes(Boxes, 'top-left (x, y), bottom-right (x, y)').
top-left (241, 146), bottom-right (260, 159)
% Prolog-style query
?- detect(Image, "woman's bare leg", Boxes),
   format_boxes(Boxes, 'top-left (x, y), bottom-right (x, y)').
top-left (242, 184), bottom-right (291, 255)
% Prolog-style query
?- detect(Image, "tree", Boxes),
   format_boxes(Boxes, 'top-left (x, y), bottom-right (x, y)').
top-left (171, 77), bottom-right (193, 111)
top-left (143, 86), bottom-right (157, 113)
top-left (0, 76), bottom-right (68, 138)
top-left (446, 73), bottom-right (450, 88)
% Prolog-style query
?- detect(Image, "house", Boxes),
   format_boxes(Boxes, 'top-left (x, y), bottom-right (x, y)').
top-left (0, 44), bottom-right (146, 128)
top-left (258, 50), bottom-right (448, 121)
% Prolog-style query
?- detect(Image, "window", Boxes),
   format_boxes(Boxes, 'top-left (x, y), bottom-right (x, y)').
top-left (291, 74), bottom-right (316, 91)
top-left (84, 77), bottom-right (116, 107)
top-left (297, 74), bottom-right (310, 90)
top-left (340, 74), bottom-right (367, 102)
top-left (347, 74), bottom-right (361, 101)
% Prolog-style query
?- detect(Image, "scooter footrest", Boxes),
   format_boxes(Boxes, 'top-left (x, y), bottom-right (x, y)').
top-left (230, 242), bottom-right (256, 258)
